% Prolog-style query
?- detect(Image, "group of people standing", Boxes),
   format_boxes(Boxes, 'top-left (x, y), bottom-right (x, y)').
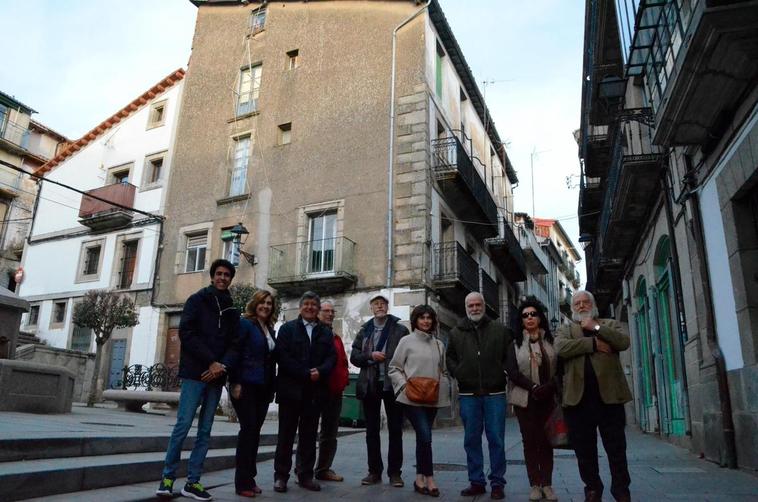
top-left (154, 258), bottom-right (633, 502)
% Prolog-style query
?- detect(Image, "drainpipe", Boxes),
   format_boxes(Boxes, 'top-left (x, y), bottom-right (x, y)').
top-left (386, 0), bottom-right (432, 288)
top-left (681, 159), bottom-right (738, 468)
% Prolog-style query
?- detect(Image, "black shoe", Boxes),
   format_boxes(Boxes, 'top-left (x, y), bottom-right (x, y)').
top-left (491, 485), bottom-right (505, 500)
top-left (584, 488), bottom-right (602, 502)
top-left (390, 474), bottom-right (404, 487)
top-left (274, 478), bottom-right (288, 493)
top-left (361, 473), bottom-right (382, 485)
top-left (181, 482), bottom-right (212, 501)
top-left (461, 483), bottom-right (487, 496)
top-left (428, 487), bottom-right (440, 497)
top-left (414, 482), bottom-right (429, 495)
top-left (155, 477), bottom-right (174, 498)
top-left (300, 478), bottom-right (321, 491)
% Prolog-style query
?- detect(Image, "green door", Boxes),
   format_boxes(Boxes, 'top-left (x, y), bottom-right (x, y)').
top-left (634, 282), bottom-right (655, 432)
top-left (655, 273), bottom-right (686, 436)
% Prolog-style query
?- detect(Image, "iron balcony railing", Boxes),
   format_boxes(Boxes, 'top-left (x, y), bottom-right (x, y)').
top-left (0, 118), bottom-right (31, 150)
top-left (115, 363), bottom-right (180, 391)
top-left (596, 108), bottom-right (663, 254)
top-left (431, 132), bottom-right (499, 227)
top-left (269, 236), bottom-right (356, 282)
top-left (432, 241), bottom-right (479, 293)
top-left (481, 270), bottom-right (499, 312)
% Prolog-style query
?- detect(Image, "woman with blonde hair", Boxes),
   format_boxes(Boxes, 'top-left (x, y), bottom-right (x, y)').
top-left (389, 304), bottom-right (450, 497)
top-left (230, 289), bottom-right (277, 497)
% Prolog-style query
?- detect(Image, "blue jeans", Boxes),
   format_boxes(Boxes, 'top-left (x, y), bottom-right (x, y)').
top-left (162, 379), bottom-right (223, 483)
top-left (403, 404), bottom-right (438, 476)
top-left (459, 394), bottom-right (507, 487)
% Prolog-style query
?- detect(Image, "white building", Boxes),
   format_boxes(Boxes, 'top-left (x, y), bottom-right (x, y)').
top-left (18, 69), bottom-right (184, 389)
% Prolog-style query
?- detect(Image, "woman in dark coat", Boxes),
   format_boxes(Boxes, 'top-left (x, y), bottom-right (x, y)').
top-left (506, 297), bottom-right (559, 501)
top-left (229, 289), bottom-right (277, 497)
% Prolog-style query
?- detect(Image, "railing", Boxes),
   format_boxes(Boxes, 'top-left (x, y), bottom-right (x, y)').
top-left (516, 224), bottom-right (550, 273)
top-left (114, 363), bottom-right (180, 391)
top-left (0, 164), bottom-right (23, 192)
top-left (79, 182), bottom-right (136, 218)
top-left (431, 132), bottom-right (498, 226)
top-left (0, 118), bottom-right (31, 150)
top-left (481, 270), bottom-right (499, 311)
top-left (432, 241), bottom-right (479, 292)
top-left (597, 108), bottom-right (662, 252)
top-left (269, 236), bottom-right (356, 282)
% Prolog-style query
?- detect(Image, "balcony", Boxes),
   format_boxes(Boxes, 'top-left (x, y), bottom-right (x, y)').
top-left (0, 164), bottom-right (23, 198)
top-left (578, 172), bottom-right (603, 236)
top-left (620, 0), bottom-right (758, 146)
top-left (268, 237), bottom-right (356, 296)
top-left (485, 219), bottom-right (527, 283)
top-left (559, 288), bottom-right (573, 316)
top-left (78, 182), bottom-right (136, 231)
top-left (481, 270), bottom-right (500, 319)
top-left (431, 241), bottom-right (479, 315)
top-left (0, 118), bottom-right (31, 154)
top-left (582, 125), bottom-right (612, 178)
top-left (516, 225), bottom-right (548, 275)
top-left (431, 133), bottom-right (498, 240)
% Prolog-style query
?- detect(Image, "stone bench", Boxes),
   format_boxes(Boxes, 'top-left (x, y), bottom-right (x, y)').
top-left (102, 389), bottom-right (180, 413)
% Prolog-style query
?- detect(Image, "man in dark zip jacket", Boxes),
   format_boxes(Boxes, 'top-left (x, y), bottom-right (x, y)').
top-left (446, 292), bottom-right (513, 500)
top-left (350, 294), bottom-right (409, 488)
top-left (157, 259), bottom-right (241, 501)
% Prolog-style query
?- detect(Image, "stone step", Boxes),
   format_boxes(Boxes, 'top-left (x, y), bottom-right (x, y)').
top-left (2, 445), bottom-right (274, 501)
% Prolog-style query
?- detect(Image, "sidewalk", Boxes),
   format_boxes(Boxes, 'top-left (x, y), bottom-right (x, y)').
top-left (17, 407), bottom-right (758, 502)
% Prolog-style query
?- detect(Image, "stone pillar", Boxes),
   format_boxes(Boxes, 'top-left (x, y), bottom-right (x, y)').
top-left (0, 286), bottom-right (29, 359)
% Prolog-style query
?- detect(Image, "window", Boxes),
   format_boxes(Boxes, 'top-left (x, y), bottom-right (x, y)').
top-left (142, 151), bottom-right (165, 188)
top-left (27, 305), bottom-right (39, 327)
top-left (229, 136), bottom-right (251, 196)
top-left (76, 239), bottom-right (105, 282)
top-left (250, 8), bottom-right (266, 34)
top-left (107, 163), bottom-right (133, 185)
top-left (237, 64), bottom-right (262, 116)
top-left (287, 49), bottom-right (299, 70)
top-left (70, 324), bottom-right (93, 352)
top-left (51, 301), bottom-right (67, 328)
top-left (147, 100), bottom-right (167, 129)
top-left (308, 211), bottom-right (337, 274)
top-left (117, 240), bottom-right (139, 289)
top-left (185, 232), bottom-right (208, 273)
top-left (277, 122), bottom-right (291, 145)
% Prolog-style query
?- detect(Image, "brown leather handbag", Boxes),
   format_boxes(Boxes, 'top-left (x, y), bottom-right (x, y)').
top-left (404, 336), bottom-right (443, 405)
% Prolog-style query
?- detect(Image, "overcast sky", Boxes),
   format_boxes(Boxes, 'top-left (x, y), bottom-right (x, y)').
top-left (0, 0), bottom-right (585, 276)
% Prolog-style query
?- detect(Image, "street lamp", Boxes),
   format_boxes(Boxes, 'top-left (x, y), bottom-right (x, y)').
top-left (230, 222), bottom-right (256, 266)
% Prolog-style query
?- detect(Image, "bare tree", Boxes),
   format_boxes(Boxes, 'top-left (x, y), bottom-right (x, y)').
top-left (72, 290), bottom-right (139, 406)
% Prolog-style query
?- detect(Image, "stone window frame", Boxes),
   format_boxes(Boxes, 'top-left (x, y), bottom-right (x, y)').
top-left (110, 231), bottom-right (143, 290)
top-left (295, 200), bottom-right (345, 277)
top-left (286, 49), bottom-right (299, 70)
top-left (49, 299), bottom-right (68, 329)
top-left (277, 122), bottom-right (292, 146)
top-left (176, 222), bottom-right (214, 275)
top-left (26, 303), bottom-right (41, 328)
top-left (146, 99), bottom-right (167, 130)
top-left (228, 133), bottom-right (252, 197)
top-left (141, 150), bottom-right (168, 191)
top-left (106, 162), bottom-right (134, 185)
top-left (75, 237), bottom-right (106, 284)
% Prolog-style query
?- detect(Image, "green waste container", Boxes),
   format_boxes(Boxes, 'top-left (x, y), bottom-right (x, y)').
top-left (340, 373), bottom-right (365, 427)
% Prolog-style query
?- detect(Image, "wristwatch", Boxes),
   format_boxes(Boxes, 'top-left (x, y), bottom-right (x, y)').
top-left (593, 324), bottom-right (601, 333)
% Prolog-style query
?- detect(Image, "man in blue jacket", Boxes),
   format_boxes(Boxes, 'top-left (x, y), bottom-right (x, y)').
top-left (273, 291), bottom-right (336, 493)
top-left (157, 259), bottom-right (241, 501)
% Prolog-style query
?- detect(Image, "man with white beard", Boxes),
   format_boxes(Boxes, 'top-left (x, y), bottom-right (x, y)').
top-left (555, 290), bottom-right (632, 502)
top-left (446, 292), bottom-right (513, 500)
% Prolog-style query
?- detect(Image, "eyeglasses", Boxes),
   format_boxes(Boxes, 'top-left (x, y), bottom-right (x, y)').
top-left (521, 311), bottom-right (539, 319)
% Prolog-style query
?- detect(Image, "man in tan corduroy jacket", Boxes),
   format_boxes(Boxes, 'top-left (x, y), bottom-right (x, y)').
top-left (555, 290), bottom-right (632, 502)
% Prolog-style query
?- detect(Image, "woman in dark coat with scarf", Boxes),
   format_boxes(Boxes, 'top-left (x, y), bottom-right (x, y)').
top-left (229, 289), bottom-right (277, 497)
top-left (506, 297), bottom-right (559, 501)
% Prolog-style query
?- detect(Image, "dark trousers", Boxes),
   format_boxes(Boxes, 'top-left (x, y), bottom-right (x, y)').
top-left (403, 404), bottom-right (437, 476)
top-left (514, 397), bottom-right (555, 486)
top-left (314, 393), bottom-right (343, 474)
top-left (230, 384), bottom-right (270, 491)
top-left (564, 394), bottom-right (631, 500)
top-left (274, 397), bottom-right (321, 482)
top-left (362, 389), bottom-right (404, 476)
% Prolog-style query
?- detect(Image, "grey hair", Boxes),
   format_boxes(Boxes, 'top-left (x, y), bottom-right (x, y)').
top-left (572, 290), bottom-right (599, 320)
top-left (464, 291), bottom-right (484, 305)
top-left (299, 290), bottom-right (321, 307)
